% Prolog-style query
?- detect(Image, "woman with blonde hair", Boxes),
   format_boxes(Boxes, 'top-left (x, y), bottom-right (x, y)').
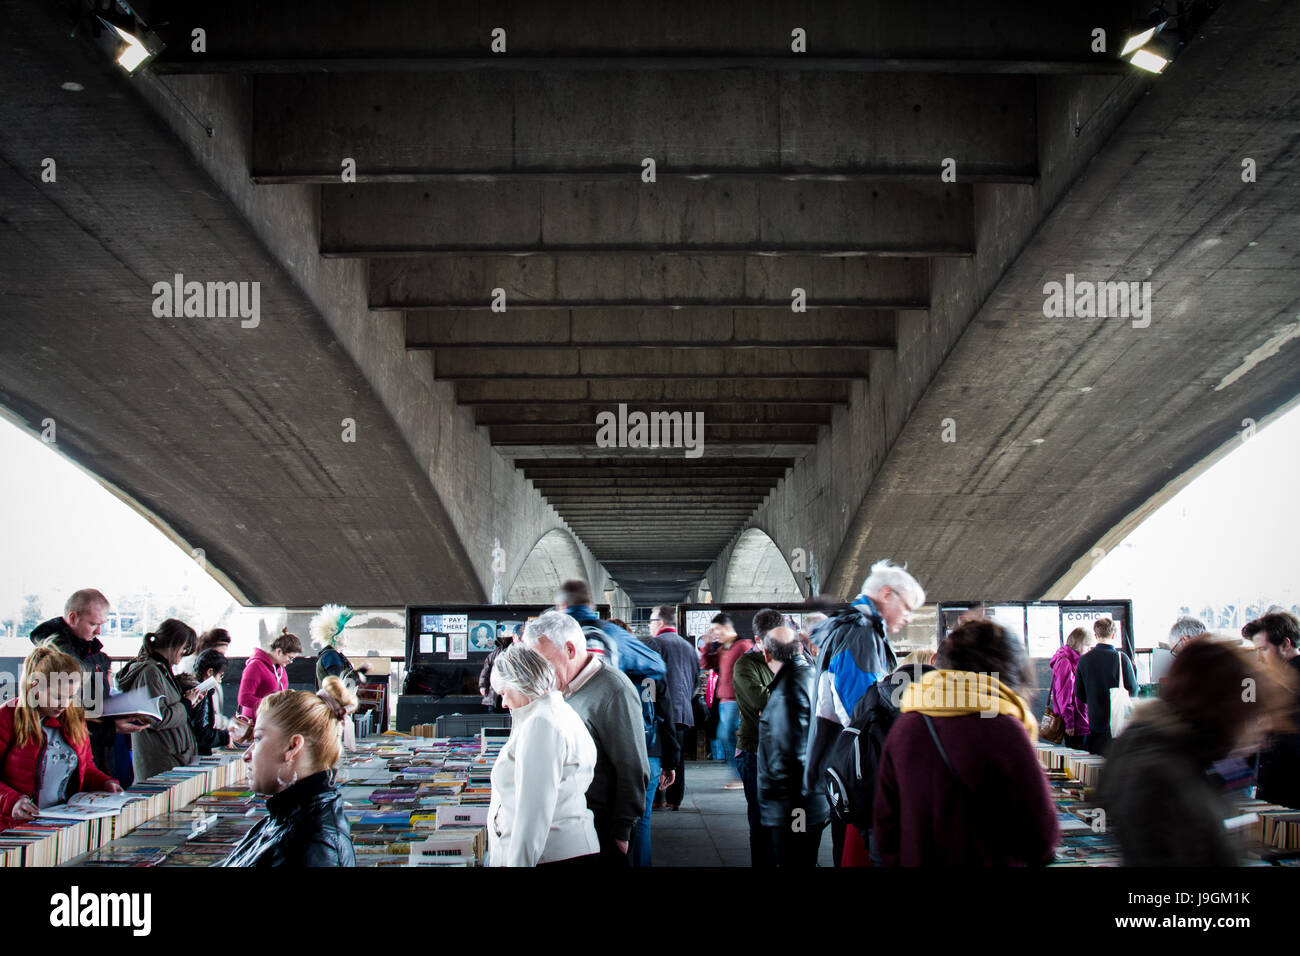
top-left (221, 676), bottom-right (357, 867)
top-left (0, 646), bottom-right (122, 830)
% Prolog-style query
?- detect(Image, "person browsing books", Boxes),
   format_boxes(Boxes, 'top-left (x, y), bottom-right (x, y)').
top-left (486, 643), bottom-right (600, 867)
top-left (522, 610), bottom-right (650, 866)
top-left (221, 677), bottom-right (357, 867)
top-left (0, 646), bottom-right (123, 831)
top-left (236, 629), bottom-right (303, 728)
top-left (872, 618), bottom-right (1060, 866)
top-left (183, 649), bottom-right (233, 755)
top-left (29, 588), bottom-right (152, 780)
top-left (114, 619), bottom-right (202, 782)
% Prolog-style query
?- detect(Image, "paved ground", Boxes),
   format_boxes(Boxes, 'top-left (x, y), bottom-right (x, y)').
top-left (650, 759), bottom-right (835, 867)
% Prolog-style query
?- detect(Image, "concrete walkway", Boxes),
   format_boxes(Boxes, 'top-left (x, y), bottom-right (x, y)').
top-left (650, 760), bottom-right (836, 867)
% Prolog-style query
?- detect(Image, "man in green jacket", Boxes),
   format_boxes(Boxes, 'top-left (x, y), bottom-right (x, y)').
top-left (733, 608), bottom-right (781, 867)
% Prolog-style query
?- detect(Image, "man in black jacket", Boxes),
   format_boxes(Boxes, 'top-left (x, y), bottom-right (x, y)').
top-left (1074, 617), bottom-right (1137, 756)
top-left (1246, 612), bottom-right (1300, 808)
top-left (758, 625), bottom-right (828, 867)
top-left (29, 589), bottom-right (149, 779)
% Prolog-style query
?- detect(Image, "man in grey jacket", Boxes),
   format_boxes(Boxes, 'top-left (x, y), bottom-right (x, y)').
top-left (523, 611), bottom-right (650, 867)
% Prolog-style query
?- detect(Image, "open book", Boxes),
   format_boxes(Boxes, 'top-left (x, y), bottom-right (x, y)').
top-left (37, 790), bottom-right (145, 820)
top-left (99, 687), bottom-right (166, 722)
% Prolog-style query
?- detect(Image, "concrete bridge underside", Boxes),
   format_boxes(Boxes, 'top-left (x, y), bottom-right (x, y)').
top-left (1, 0), bottom-right (1296, 609)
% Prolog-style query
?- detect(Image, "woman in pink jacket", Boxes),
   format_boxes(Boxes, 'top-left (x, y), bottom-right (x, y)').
top-left (1049, 628), bottom-right (1092, 748)
top-left (237, 630), bottom-right (303, 727)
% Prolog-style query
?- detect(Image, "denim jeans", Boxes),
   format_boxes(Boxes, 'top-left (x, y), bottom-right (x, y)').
top-left (715, 700), bottom-right (740, 773)
top-left (629, 756), bottom-right (660, 867)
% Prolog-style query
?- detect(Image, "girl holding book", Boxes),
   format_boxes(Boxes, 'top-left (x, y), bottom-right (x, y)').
top-left (0, 645), bottom-right (122, 831)
top-left (115, 619), bottom-right (202, 782)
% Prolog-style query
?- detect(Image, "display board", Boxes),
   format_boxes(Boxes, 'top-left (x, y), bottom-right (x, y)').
top-left (404, 604), bottom-right (612, 667)
top-left (936, 600), bottom-right (1136, 660)
top-left (675, 602), bottom-right (816, 644)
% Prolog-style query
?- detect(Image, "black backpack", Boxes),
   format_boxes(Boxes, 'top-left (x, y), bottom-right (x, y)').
top-left (824, 664), bottom-right (932, 829)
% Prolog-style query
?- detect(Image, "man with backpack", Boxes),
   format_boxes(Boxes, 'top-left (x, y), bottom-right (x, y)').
top-left (823, 659), bottom-right (934, 865)
top-left (804, 559), bottom-right (926, 865)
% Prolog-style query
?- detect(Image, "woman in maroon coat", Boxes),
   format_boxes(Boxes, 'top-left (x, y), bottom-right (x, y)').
top-left (0, 646), bottom-right (120, 831)
top-left (873, 618), bottom-right (1060, 866)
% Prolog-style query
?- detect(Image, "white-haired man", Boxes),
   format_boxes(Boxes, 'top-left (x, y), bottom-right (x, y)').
top-left (522, 610), bottom-right (650, 867)
top-left (803, 560), bottom-right (925, 866)
top-left (1149, 615), bottom-right (1207, 683)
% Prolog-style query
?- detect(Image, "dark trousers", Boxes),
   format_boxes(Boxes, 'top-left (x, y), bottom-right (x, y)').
top-left (829, 816), bottom-right (845, 868)
top-left (736, 750), bottom-right (775, 867)
top-left (1064, 733), bottom-right (1087, 750)
top-left (593, 814), bottom-right (629, 868)
top-left (773, 821), bottom-right (827, 868)
top-left (661, 723), bottom-right (689, 806)
top-left (1086, 731), bottom-right (1113, 757)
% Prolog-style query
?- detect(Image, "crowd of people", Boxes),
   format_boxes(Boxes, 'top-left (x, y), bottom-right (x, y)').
top-left (5, 576), bottom-right (1300, 868)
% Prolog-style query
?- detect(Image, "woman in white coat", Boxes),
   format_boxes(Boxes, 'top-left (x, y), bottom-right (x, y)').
top-left (487, 643), bottom-right (600, 867)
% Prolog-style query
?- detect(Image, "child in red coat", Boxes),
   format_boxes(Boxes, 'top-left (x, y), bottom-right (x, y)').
top-left (0, 645), bottom-right (121, 831)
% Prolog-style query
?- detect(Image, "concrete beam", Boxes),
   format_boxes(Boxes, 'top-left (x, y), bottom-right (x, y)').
top-left (494, 443), bottom-right (812, 459)
top-left (434, 348), bottom-right (870, 379)
top-left (253, 72), bottom-right (1034, 181)
top-left (456, 380), bottom-right (851, 404)
top-left (371, 254), bottom-right (928, 311)
top-left (151, 0), bottom-right (1132, 68)
top-left (320, 181), bottom-right (975, 256)
top-left (520, 462), bottom-right (793, 479)
top-left (477, 405), bottom-right (834, 427)
top-left (407, 310), bottom-right (898, 349)
top-left (532, 477), bottom-right (779, 489)
top-left (491, 423), bottom-right (819, 444)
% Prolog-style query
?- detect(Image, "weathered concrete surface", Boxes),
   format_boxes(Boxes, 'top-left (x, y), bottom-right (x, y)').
top-left (321, 180), bottom-right (975, 256)
top-left (0, 0), bottom-right (623, 609)
top-left (250, 72), bottom-right (1036, 181)
top-left (148, 0), bottom-right (1134, 69)
top-left (370, 255), bottom-right (928, 311)
top-left (723, 0), bottom-right (1300, 607)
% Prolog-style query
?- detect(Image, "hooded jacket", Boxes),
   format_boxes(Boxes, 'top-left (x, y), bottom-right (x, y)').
top-left (803, 599), bottom-right (897, 798)
top-left (1049, 645), bottom-right (1089, 736)
top-left (29, 618), bottom-right (116, 770)
top-left (221, 770), bottom-right (355, 867)
top-left (0, 699), bottom-right (115, 831)
top-left (237, 647), bottom-right (288, 723)
top-left (114, 653), bottom-right (197, 782)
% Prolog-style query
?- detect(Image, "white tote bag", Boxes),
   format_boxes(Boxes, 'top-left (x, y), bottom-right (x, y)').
top-left (1108, 652), bottom-right (1134, 738)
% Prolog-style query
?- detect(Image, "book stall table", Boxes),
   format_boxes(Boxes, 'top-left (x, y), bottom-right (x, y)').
top-left (0, 753), bottom-right (246, 868)
top-left (55, 730), bottom-right (504, 867)
top-left (1036, 743), bottom-right (1300, 866)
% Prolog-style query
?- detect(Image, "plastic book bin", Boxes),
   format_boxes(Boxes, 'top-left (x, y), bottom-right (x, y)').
top-left (434, 713), bottom-right (512, 738)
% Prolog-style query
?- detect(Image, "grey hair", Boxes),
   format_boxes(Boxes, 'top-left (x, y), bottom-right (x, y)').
top-left (802, 612), bottom-right (828, 631)
top-left (521, 610), bottom-right (585, 656)
top-left (860, 559), bottom-right (926, 609)
top-left (1165, 616), bottom-right (1208, 649)
top-left (490, 643), bottom-right (556, 701)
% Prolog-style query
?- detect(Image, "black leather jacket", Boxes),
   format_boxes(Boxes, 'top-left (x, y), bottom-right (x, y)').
top-left (221, 771), bottom-right (355, 867)
top-left (758, 653), bottom-right (830, 828)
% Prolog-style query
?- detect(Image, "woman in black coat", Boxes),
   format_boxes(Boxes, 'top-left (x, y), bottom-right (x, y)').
top-left (222, 677), bottom-right (357, 867)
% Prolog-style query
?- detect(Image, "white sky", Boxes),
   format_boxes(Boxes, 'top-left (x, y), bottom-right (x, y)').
top-left (1, 402), bottom-right (1298, 649)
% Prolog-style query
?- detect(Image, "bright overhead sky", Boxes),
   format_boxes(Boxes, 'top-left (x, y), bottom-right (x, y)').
top-left (1, 403), bottom-right (1298, 648)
